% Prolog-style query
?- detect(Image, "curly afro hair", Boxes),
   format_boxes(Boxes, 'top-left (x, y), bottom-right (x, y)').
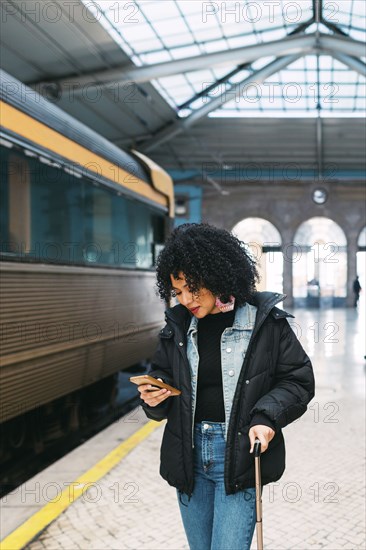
top-left (155, 222), bottom-right (259, 307)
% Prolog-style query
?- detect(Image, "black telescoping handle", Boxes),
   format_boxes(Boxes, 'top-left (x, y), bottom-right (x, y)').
top-left (254, 438), bottom-right (261, 457)
top-left (253, 438), bottom-right (263, 549)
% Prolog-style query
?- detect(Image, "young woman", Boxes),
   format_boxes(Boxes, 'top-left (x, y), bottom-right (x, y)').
top-left (139, 223), bottom-right (315, 550)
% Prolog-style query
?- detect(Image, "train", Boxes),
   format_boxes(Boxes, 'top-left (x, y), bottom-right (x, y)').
top-left (0, 69), bottom-right (174, 463)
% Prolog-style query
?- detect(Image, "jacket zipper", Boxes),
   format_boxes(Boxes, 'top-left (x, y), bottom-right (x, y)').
top-left (190, 330), bottom-right (199, 449)
top-left (173, 334), bottom-right (197, 450)
top-left (174, 337), bottom-right (196, 494)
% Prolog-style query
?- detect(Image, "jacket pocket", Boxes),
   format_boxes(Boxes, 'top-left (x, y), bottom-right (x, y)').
top-left (260, 429), bottom-right (286, 480)
top-left (235, 425), bottom-right (285, 482)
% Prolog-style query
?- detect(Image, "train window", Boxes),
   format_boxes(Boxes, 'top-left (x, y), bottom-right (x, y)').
top-left (31, 155), bottom-right (85, 264)
top-left (0, 147), bottom-right (10, 250)
top-left (0, 149), bottom-right (31, 255)
top-left (0, 144), bottom-right (166, 269)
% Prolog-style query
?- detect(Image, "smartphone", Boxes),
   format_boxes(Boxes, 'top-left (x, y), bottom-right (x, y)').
top-left (129, 375), bottom-right (181, 396)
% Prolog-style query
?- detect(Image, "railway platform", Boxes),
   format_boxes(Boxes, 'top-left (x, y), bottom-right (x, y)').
top-left (1, 309), bottom-right (365, 550)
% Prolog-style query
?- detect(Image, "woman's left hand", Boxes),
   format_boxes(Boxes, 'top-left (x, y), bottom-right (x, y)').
top-left (249, 425), bottom-right (275, 454)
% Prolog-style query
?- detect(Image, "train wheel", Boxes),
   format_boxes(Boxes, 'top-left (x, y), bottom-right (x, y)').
top-left (43, 403), bottom-right (64, 442)
top-left (60, 395), bottom-right (80, 435)
top-left (0, 422), bottom-right (10, 462)
top-left (108, 383), bottom-right (119, 417)
top-left (30, 410), bottom-right (45, 454)
top-left (68, 399), bottom-right (81, 432)
top-left (8, 416), bottom-right (27, 450)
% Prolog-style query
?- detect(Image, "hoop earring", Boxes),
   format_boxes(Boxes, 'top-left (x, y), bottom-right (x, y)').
top-left (215, 295), bottom-right (235, 312)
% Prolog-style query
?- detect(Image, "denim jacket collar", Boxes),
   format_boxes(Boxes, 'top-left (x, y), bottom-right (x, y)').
top-left (187, 302), bottom-right (256, 336)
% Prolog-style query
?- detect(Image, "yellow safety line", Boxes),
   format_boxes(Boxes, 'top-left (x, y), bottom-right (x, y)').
top-left (0, 420), bottom-right (162, 550)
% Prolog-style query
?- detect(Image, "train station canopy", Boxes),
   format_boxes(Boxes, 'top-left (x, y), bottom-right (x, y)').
top-left (1, 0), bottom-right (365, 181)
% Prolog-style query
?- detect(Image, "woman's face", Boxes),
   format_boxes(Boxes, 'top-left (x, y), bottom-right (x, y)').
top-left (170, 272), bottom-right (221, 317)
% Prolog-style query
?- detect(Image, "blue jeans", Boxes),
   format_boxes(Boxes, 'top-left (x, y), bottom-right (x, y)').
top-left (177, 421), bottom-right (256, 550)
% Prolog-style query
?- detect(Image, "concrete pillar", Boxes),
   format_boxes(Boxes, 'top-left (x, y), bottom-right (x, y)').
top-left (281, 229), bottom-right (296, 308)
top-left (347, 232), bottom-right (358, 307)
top-left (283, 251), bottom-right (294, 307)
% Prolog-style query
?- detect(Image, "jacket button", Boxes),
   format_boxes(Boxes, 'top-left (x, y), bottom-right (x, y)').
top-left (228, 369), bottom-right (235, 376)
top-left (179, 342), bottom-right (184, 346)
top-left (245, 379), bottom-right (250, 384)
top-left (226, 347), bottom-right (232, 353)
top-left (238, 431), bottom-right (242, 436)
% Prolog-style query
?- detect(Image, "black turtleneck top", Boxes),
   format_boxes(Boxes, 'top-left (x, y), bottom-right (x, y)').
top-left (194, 307), bottom-right (236, 423)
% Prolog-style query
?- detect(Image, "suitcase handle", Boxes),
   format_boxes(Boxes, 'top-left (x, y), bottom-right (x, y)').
top-left (253, 438), bottom-right (263, 550)
top-left (254, 438), bottom-right (261, 457)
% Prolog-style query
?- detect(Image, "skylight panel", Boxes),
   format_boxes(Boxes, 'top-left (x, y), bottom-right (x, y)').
top-left (186, 70), bottom-right (215, 84)
top-left (356, 97), bottom-right (366, 110)
top-left (286, 97), bottom-right (309, 110)
top-left (140, 1), bottom-right (181, 20)
top-left (323, 0), bottom-right (346, 19)
top-left (345, 29), bottom-right (366, 41)
top-left (322, 96), bottom-right (351, 110)
top-left (176, 1), bottom-right (203, 16)
top-left (213, 67), bottom-right (236, 80)
top-left (286, 57), bottom-right (307, 71)
top-left (152, 17), bottom-right (189, 36)
top-left (340, 84), bottom-right (362, 96)
top-left (184, 11), bottom-right (207, 28)
top-left (190, 97), bottom-right (208, 110)
top-left (285, 70), bottom-right (307, 81)
top-left (202, 38), bottom-right (230, 53)
top-left (130, 37), bottom-right (164, 53)
top-left (335, 69), bottom-right (357, 83)
top-left (305, 56), bottom-right (318, 70)
top-left (319, 55), bottom-right (334, 71)
top-left (228, 71), bottom-right (251, 84)
top-left (279, 0), bottom-right (313, 23)
top-left (81, 0), bottom-right (366, 118)
top-left (139, 51), bottom-right (171, 64)
top-left (251, 56), bottom-right (277, 70)
top-left (192, 24), bottom-right (224, 42)
top-left (169, 32), bottom-right (196, 47)
top-left (121, 22), bottom-right (157, 42)
top-left (323, 0), bottom-right (366, 40)
top-left (169, 45), bottom-right (202, 60)
top-left (258, 27), bottom-right (288, 42)
top-left (226, 35), bottom-right (257, 49)
top-left (158, 74), bottom-right (191, 89)
top-left (331, 7), bottom-right (354, 27)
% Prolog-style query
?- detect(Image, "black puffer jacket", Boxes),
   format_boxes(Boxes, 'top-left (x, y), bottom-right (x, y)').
top-left (142, 291), bottom-right (315, 497)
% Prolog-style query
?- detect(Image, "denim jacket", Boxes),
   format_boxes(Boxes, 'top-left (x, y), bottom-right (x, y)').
top-left (186, 303), bottom-right (258, 447)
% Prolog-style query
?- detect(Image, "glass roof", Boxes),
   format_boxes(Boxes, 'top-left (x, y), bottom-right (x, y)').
top-left (83, 0), bottom-right (366, 117)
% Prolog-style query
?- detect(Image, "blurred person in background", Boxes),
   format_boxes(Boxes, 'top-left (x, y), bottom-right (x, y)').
top-left (353, 275), bottom-right (362, 307)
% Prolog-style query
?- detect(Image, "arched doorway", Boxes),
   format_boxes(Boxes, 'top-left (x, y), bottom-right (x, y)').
top-left (232, 218), bottom-right (283, 294)
top-left (293, 217), bottom-right (347, 308)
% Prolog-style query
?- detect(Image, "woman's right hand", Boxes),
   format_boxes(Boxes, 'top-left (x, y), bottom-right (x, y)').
top-left (138, 378), bottom-right (172, 407)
